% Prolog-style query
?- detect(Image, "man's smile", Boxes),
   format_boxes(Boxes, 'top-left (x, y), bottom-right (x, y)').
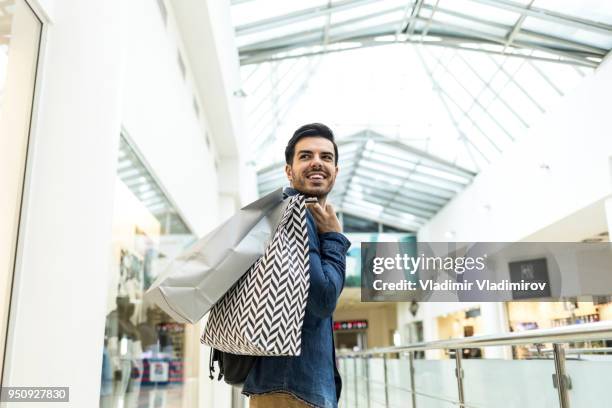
top-left (306, 171), bottom-right (327, 181)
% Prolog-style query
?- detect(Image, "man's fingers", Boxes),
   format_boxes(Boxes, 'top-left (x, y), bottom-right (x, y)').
top-left (305, 202), bottom-right (324, 216)
top-left (325, 203), bottom-right (335, 215)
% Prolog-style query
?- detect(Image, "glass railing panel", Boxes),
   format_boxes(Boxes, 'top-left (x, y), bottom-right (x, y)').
top-left (462, 359), bottom-right (558, 408)
top-left (341, 355), bottom-right (612, 408)
top-left (412, 359), bottom-right (459, 408)
top-left (341, 358), bottom-right (356, 408)
top-left (565, 357), bottom-right (612, 406)
top-left (355, 358), bottom-right (368, 407)
top-left (387, 357), bottom-right (414, 408)
top-left (367, 358), bottom-right (386, 408)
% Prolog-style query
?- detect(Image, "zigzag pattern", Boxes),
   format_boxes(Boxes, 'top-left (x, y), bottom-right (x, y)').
top-left (200, 194), bottom-right (310, 356)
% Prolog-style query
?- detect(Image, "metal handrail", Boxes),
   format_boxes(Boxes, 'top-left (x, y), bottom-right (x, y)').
top-left (338, 321), bottom-right (612, 408)
top-left (337, 321), bottom-right (612, 357)
top-left (528, 347), bottom-right (612, 355)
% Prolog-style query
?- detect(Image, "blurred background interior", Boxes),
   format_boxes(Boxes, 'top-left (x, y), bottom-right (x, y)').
top-left (1, 0), bottom-right (612, 407)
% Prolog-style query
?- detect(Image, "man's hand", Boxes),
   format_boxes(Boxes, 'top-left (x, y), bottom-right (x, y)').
top-left (305, 201), bottom-right (342, 234)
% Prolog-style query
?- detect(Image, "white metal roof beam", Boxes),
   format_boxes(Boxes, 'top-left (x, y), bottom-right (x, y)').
top-left (241, 28), bottom-right (599, 68)
top-left (504, 0), bottom-right (533, 51)
top-left (468, 0), bottom-right (612, 36)
top-left (405, 0), bottom-right (424, 36)
top-left (421, 19), bottom-right (601, 67)
top-left (242, 36), bottom-right (598, 68)
top-left (235, 0), bottom-right (386, 36)
top-left (239, 5), bottom-right (405, 53)
top-left (417, 3), bottom-right (609, 56)
top-left (239, 3), bottom-right (606, 67)
top-left (240, 21), bottom-right (403, 63)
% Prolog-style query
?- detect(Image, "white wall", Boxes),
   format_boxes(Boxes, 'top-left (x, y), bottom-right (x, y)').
top-left (122, 0), bottom-right (218, 237)
top-left (2, 1), bottom-right (125, 407)
top-left (418, 56), bottom-right (612, 243)
top-left (169, 0), bottom-right (256, 207)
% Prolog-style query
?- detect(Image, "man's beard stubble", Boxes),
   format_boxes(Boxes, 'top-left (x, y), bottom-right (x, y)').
top-left (292, 170), bottom-right (334, 198)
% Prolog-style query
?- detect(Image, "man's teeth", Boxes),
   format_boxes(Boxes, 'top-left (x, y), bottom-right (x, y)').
top-left (309, 174), bottom-right (324, 180)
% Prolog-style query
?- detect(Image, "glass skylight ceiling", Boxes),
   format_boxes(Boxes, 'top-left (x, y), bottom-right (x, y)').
top-left (231, 0), bottom-right (612, 230)
top-left (117, 135), bottom-right (192, 235)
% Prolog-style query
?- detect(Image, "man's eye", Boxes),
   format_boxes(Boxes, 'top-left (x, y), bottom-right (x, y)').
top-left (300, 154), bottom-right (310, 159)
top-left (322, 155), bottom-right (333, 161)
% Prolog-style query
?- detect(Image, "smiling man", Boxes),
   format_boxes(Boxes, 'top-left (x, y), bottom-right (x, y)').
top-left (242, 123), bottom-right (352, 408)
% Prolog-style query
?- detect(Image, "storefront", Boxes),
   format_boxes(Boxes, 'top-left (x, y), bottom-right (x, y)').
top-left (333, 320), bottom-right (369, 352)
top-left (507, 298), bottom-right (612, 358)
top-left (100, 134), bottom-right (200, 407)
top-left (436, 307), bottom-right (483, 359)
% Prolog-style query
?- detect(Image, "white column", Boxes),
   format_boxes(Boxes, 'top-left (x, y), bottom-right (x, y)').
top-left (480, 302), bottom-right (512, 359)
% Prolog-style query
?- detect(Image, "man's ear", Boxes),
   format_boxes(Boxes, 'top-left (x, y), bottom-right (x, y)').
top-left (285, 164), bottom-right (293, 182)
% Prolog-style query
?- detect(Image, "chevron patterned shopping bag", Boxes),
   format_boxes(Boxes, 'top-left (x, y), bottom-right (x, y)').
top-left (201, 194), bottom-right (310, 356)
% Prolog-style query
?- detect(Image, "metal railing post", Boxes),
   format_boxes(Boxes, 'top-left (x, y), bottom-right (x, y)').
top-left (552, 343), bottom-right (571, 408)
top-left (365, 356), bottom-right (370, 408)
top-left (344, 359), bottom-right (349, 408)
top-left (408, 351), bottom-right (417, 408)
top-left (382, 354), bottom-right (389, 407)
top-left (454, 349), bottom-right (465, 408)
top-left (353, 357), bottom-right (358, 408)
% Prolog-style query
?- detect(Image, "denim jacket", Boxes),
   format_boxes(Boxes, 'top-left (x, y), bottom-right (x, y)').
top-left (242, 187), bottom-right (351, 408)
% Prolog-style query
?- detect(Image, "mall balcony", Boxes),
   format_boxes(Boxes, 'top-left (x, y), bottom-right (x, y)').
top-left (1, 0), bottom-right (612, 407)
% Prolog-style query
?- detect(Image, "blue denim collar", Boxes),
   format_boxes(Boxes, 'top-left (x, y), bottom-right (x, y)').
top-left (283, 186), bottom-right (300, 198)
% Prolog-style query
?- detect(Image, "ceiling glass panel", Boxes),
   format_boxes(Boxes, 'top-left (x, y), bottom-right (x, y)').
top-left (118, 135), bottom-right (191, 235)
top-left (231, 0), bottom-right (329, 27)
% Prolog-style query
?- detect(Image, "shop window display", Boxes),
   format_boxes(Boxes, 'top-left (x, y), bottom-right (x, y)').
top-left (436, 307), bottom-right (484, 359)
top-left (100, 137), bottom-right (195, 408)
top-left (508, 299), bottom-right (612, 359)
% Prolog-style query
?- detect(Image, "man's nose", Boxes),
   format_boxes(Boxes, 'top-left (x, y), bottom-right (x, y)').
top-left (310, 154), bottom-right (323, 167)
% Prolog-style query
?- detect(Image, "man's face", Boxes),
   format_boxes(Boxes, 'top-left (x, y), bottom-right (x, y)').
top-left (285, 136), bottom-right (338, 198)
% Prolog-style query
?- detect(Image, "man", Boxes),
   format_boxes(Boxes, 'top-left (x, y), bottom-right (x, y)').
top-left (242, 123), bottom-right (351, 408)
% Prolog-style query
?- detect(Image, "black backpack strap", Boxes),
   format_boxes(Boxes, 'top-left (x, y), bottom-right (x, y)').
top-left (208, 348), bottom-right (225, 381)
top-left (208, 348), bottom-right (215, 380)
top-left (217, 349), bottom-right (225, 381)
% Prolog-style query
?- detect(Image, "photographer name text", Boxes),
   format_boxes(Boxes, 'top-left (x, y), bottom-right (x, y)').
top-left (372, 279), bottom-right (547, 292)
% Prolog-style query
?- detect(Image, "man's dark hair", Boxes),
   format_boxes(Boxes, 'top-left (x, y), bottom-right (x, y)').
top-left (285, 123), bottom-right (338, 166)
